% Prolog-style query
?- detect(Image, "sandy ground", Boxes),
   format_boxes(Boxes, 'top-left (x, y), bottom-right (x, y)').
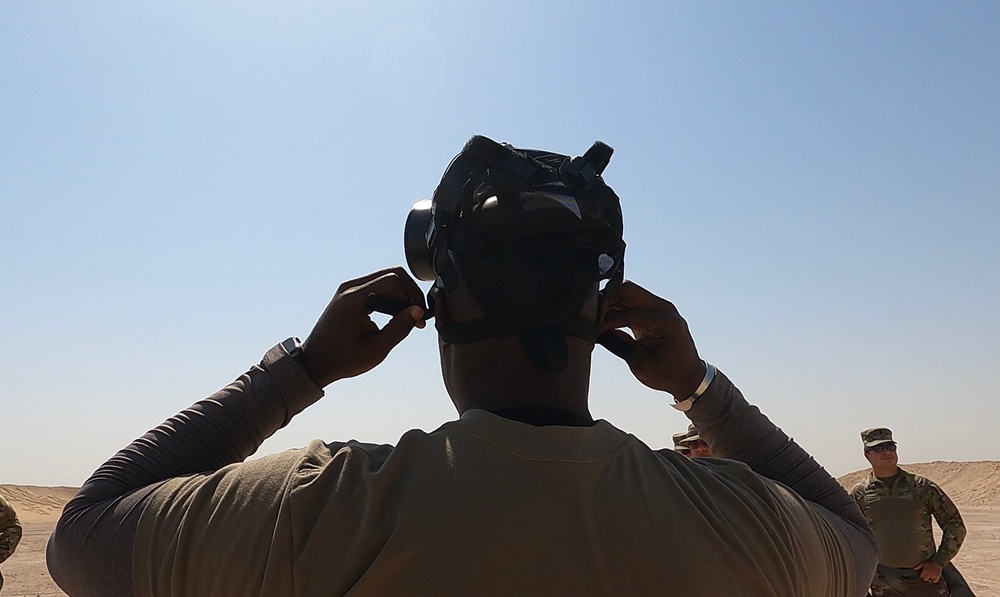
top-left (1, 463), bottom-right (997, 596)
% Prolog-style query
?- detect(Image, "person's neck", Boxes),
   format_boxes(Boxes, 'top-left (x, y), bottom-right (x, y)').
top-left (443, 336), bottom-right (593, 419)
top-left (489, 405), bottom-right (595, 426)
top-left (453, 373), bottom-right (592, 419)
top-left (873, 464), bottom-right (900, 480)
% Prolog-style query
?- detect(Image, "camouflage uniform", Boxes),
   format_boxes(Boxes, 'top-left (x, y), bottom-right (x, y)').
top-left (850, 468), bottom-right (966, 597)
top-left (0, 494), bottom-right (23, 590)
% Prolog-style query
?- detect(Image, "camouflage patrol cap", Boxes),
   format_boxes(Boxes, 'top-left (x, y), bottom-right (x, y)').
top-left (678, 423), bottom-right (702, 445)
top-left (860, 427), bottom-right (895, 448)
top-left (672, 431), bottom-right (691, 453)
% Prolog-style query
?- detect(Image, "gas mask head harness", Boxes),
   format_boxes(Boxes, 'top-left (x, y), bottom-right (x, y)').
top-left (404, 135), bottom-right (627, 371)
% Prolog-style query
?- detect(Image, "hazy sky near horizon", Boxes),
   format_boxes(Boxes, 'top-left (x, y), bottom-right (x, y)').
top-left (2, 2), bottom-right (998, 486)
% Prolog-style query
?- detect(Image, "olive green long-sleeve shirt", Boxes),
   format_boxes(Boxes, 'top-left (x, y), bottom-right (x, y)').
top-left (48, 343), bottom-right (877, 596)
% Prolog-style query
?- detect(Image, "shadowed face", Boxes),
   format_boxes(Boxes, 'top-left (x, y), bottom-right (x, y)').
top-left (685, 439), bottom-right (713, 458)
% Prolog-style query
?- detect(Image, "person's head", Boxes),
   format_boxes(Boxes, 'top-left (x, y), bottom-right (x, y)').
top-left (679, 424), bottom-right (713, 458)
top-left (407, 136), bottom-right (626, 413)
top-left (860, 427), bottom-right (898, 475)
top-left (672, 431), bottom-right (692, 457)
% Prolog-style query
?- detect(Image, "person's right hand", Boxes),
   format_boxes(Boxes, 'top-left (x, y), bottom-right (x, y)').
top-left (300, 266), bottom-right (426, 388)
top-left (913, 560), bottom-right (943, 583)
top-left (600, 280), bottom-right (706, 398)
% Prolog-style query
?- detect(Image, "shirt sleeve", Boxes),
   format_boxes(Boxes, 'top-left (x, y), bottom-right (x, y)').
top-left (46, 343), bottom-right (323, 597)
top-left (925, 480), bottom-right (967, 566)
top-left (685, 369), bottom-right (878, 594)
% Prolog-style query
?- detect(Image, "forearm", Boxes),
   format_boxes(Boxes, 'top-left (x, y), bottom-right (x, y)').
top-left (686, 369), bottom-right (876, 592)
top-left (81, 343), bottom-right (319, 498)
top-left (47, 343), bottom-right (323, 597)
top-left (932, 519), bottom-right (967, 566)
top-left (932, 545), bottom-right (960, 566)
top-left (687, 369), bottom-right (864, 524)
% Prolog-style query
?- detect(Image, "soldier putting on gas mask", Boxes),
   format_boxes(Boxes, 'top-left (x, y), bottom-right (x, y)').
top-left (48, 136), bottom-right (877, 596)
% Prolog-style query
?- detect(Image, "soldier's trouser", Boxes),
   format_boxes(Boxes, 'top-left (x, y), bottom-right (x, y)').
top-left (870, 568), bottom-right (949, 597)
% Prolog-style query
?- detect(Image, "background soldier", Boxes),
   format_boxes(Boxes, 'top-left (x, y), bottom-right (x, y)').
top-left (672, 431), bottom-right (692, 456)
top-left (679, 423), bottom-right (713, 458)
top-left (850, 427), bottom-right (967, 597)
top-left (0, 493), bottom-right (23, 591)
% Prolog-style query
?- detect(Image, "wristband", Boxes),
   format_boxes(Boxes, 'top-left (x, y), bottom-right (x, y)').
top-left (280, 336), bottom-right (307, 370)
top-left (671, 361), bottom-right (715, 412)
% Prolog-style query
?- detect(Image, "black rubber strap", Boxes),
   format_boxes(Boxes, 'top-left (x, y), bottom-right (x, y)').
top-left (437, 312), bottom-right (599, 345)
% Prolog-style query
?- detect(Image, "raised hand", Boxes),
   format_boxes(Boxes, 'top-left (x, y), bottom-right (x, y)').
top-left (300, 266), bottom-right (426, 387)
top-left (600, 280), bottom-right (706, 398)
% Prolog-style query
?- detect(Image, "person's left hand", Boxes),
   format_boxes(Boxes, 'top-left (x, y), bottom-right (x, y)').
top-left (913, 560), bottom-right (943, 583)
top-left (599, 280), bottom-right (704, 398)
top-left (300, 266), bottom-right (426, 388)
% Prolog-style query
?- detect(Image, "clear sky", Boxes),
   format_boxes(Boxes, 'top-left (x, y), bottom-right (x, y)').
top-left (2, 2), bottom-right (998, 486)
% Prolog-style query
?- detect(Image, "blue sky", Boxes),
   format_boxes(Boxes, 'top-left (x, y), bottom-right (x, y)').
top-left (2, 2), bottom-right (998, 486)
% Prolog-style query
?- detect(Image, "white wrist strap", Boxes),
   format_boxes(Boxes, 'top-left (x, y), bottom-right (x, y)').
top-left (671, 361), bottom-right (716, 412)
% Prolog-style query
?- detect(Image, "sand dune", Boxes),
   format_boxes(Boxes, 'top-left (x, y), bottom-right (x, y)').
top-left (0, 484), bottom-right (77, 524)
top-left (2, 462), bottom-right (998, 596)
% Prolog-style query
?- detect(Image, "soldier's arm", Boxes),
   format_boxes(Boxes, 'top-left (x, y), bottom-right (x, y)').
top-left (685, 371), bottom-right (878, 593)
top-left (47, 267), bottom-right (423, 597)
top-left (601, 280), bottom-right (878, 593)
top-left (46, 344), bottom-right (323, 597)
top-left (688, 372), bottom-right (873, 529)
top-left (925, 480), bottom-right (967, 566)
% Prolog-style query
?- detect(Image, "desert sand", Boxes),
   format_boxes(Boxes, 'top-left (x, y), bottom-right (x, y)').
top-left (1, 462), bottom-right (997, 596)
